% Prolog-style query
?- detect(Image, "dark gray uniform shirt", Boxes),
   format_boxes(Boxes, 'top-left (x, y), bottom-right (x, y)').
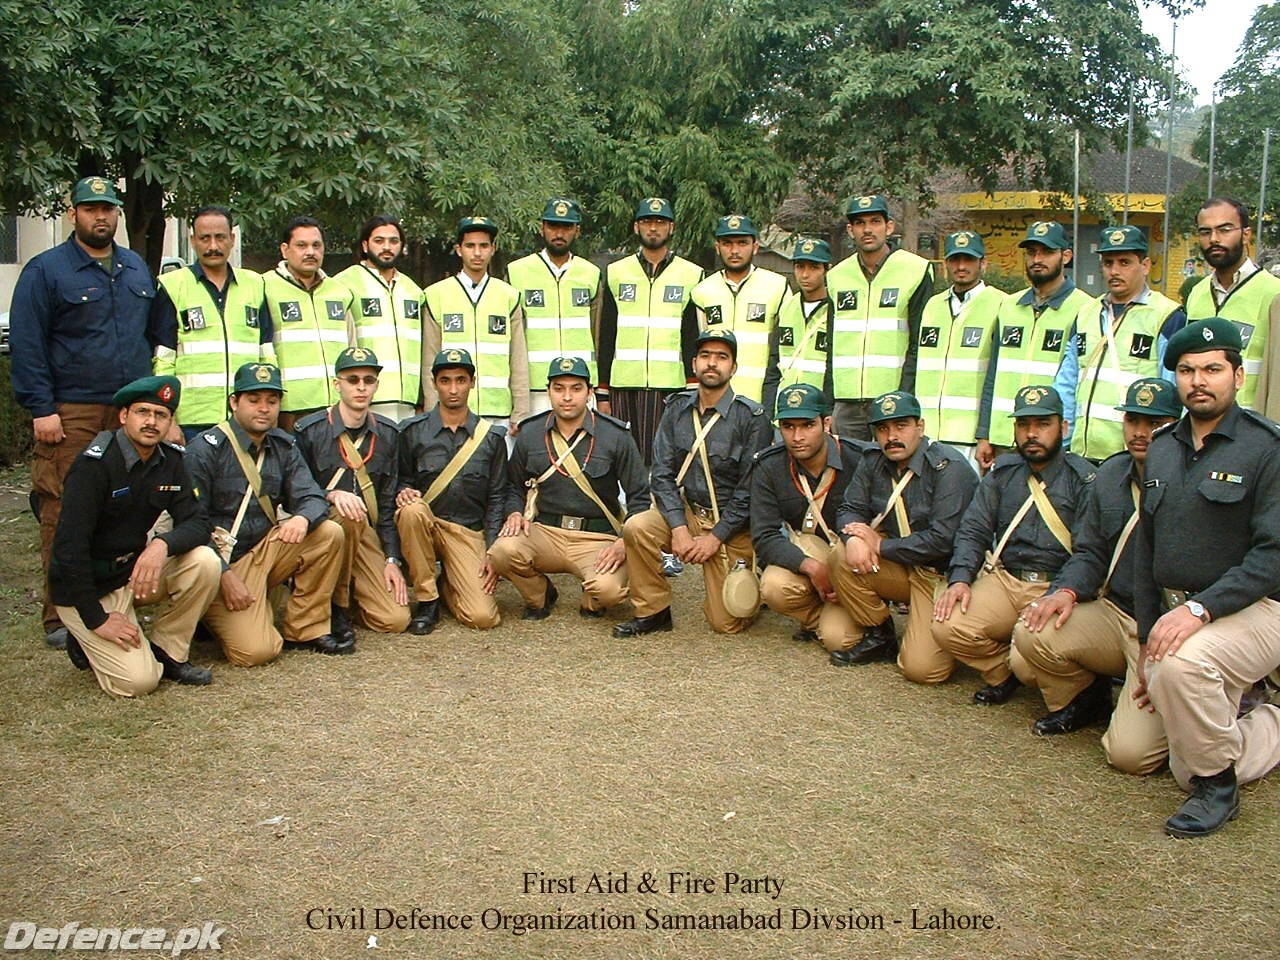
top-left (1051, 451), bottom-right (1140, 616)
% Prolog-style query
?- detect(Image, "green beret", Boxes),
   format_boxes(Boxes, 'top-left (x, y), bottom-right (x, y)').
top-left (1164, 318), bottom-right (1244, 370)
top-left (634, 197), bottom-right (674, 221)
top-left (945, 231), bottom-right (985, 258)
top-left (113, 375), bottom-right (180, 411)
top-left (1018, 221), bottom-right (1070, 251)
top-left (846, 194), bottom-right (891, 218)
top-left (776, 383), bottom-right (829, 420)
top-left (694, 328), bottom-right (738, 359)
top-left (431, 348), bottom-right (475, 375)
top-left (1115, 377), bottom-right (1182, 418)
top-left (792, 237), bottom-right (832, 264)
top-left (1099, 224), bottom-right (1148, 255)
top-left (868, 391), bottom-right (923, 424)
top-left (233, 362), bottom-right (284, 394)
top-left (715, 214), bottom-right (757, 238)
top-left (541, 198), bottom-right (582, 224)
top-left (456, 216), bottom-right (498, 241)
top-left (1009, 384), bottom-right (1064, 418)
top-left (334, 346), bottom-right (382, 373)
top-left (71, 176), bottom-right (123, 207)
top-left (547, 356), bottom-right (591, 383)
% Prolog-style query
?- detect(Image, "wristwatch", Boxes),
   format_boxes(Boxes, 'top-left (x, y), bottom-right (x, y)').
top-left (385, 557), bottom-right (403, 568)
top-left (1184, 599), bottom-right (1210, 623)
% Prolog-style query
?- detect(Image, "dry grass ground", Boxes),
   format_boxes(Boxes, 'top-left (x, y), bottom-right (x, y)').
top-left (0, 466), bottom-right (1276, 959)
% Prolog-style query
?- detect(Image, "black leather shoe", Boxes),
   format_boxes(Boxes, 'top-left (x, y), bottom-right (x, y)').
top-left (829, 648), bottom-right (858, 666)
top-left (1033, 676), bottom-right (1112, 735)
top-left (522, 578), bottom-right (558, 621)
top-left (409, 599), bottom-right (440, 635)
top-left (312, 633), bottom-right (356, 655)
top-left (65, 634), bottom-right (90, 671)
top-left (150, 642), bottom-right (211, 685)
top-left (974, 674), bottom-right (1022, 705)
top-left (791, 628), bottom-right (818, 643)
top-left (45, 626), bottom-right (68, 650)
top-left (612, 608), bottom-right (673, 637)
top-left (330, 604), bottom-right (356, 643)
top-left (579, 606), bottom-right (605, 618)
top-left (1166, 765), bottom-right (1240, 838)
top-left (843, 619), bottom-right (898, 664)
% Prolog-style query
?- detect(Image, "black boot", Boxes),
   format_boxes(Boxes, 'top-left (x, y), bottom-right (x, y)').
top-left (522, 578), bottom-right (558, 620)
top-left (65, 633), bottom-right (90, 671)
top-left (973, 674), bottom-right (1022, 705)
top-left (409, 599), bottom-right (440, 635)
top-left (1165, 765), bottom-right (1240, 838)
top-left (838, 618), bottom-right (898, 665)
top-left (330, 604), bottom-right (356, 643)
top-left (1033, 675), bottom-right (1113, 735)
top-left (612, 608), bottom-right (673, 637)
top-left (150, 642), bottom-right (212, 685)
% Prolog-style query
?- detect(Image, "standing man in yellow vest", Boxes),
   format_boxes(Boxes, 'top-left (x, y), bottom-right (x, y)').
top-left (152, 205), bottom-right (273, 441)
top-left (336, 215), bottom-right (424, 422)
top-left (914, 230), bottom-right (1006, 463)
top-left (421, 216), bottom-right (529, 434)
top-left (1055, 224), bottom-right (1185, 462)
top-left (826, 194), bottom-right (934, 441)
top-left (262, 216), bottom-right (355, 430)
top-left (690, 215), bottom-right (789, 412)
top-left (774, 237), bottom-right (833, 394)
top-left (975, 221), bottom-right (1092, 471)
top-left (1186, 197), bottom-right (1280, 419)
top-left (506, 198), bottom-right (602, 414)
top-left (597, 197), bottom-right (704, 464)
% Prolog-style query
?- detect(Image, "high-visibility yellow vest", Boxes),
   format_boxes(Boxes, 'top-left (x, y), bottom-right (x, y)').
top-left (262, 268), bottom-right (354, 412)
top-left (506, 253), bottom-right (600, 387)
top-left (914, 284), bottom-right (1006, 446)
top-left (775, 296), bottom-right (831, 392)
top-left (1072, 292), bottom-right (1181, 461)
top-left (987, 285), bottom-right (1093, 447)
top-left (155, 266), bottom-right (268, 426)
top-left (336, 263), bottom-right (424, 409)
top-left (1185, 267), bottom-right (1280, 410)
top-left (690, 266), bottom-right (790, 402)
top-left (423, 275), bottom-right (520, 417)
top-left (606, 254), bottom-right (704, 389)
top-left (826, 248), bottom-right (932, 400)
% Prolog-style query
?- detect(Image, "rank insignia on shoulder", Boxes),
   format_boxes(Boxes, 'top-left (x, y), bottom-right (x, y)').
top-left (1209, 471), bottom-right (1243, 484)
top-left (204, 433), bottom-right (219, 445)
top-left (934, 459), bottom-right (948, 470)
top-left (85, 444), bottom-right (104, 458)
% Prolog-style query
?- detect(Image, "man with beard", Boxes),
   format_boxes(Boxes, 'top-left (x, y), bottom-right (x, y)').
top-left (829, 391), bottom-right (979, 672)
top-left (1134, 318), bottom-right (1280, 838)
top-left (152, 205), bottom-right (273, 439)
top-left (337, 215), bottom-right (425, 422)
top-left (1184, 197), bottom-right (1280, 418)
top-left (932, 385), bottom-right (1096, 704)
top-left (774, 238), bottom-right (834, 393)
top-left (50, 375), bottom-right (221, 697)
top-left (617, 331), bottom-right (773, 636)
top-left (1055, 225), bottom-right (1185, 461)
top-left (975, 221), bottom-right (1092, 472)
top-left (690, 215), bottom-right (789, 411)
top-left (825, 194), bottom-right (934, 441)
top-left (1013, 378), bottom-right (1180, 752)
top-left (263, 216), bottom-right (356, 430)
top-left (506, 199), bottom-right (602, 414)
top-left (597, 197), bottom-right (704, 464)
top-left (10, 176), bottom-right (163, 650)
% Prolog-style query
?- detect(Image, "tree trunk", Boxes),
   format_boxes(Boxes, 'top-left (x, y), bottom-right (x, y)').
top-left (122, 167), bottom-right (167, 275)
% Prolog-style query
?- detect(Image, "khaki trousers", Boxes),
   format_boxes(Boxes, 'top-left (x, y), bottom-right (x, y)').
top-left (930, 567), bottom-right (1049, 685)
top-left (329, 513), bottom-right (411, 633)
top-left (759, 565), bottom-right (859, 648)
top-left (829, 551), bottom-right (947, 681)
top-left (487, 522), bottom-right (628, 613)
top-left (396, 501), bottom-right (500, 629)
top-left (624, 506), bottom-right (755, 633)
top-left (33, 402), bottom-right (120, 631)
top-left (1148, 597), bottom-right (1280, 790)
top-left (56, 547), bottom-right (223, 698)
top-left (203, 519), bottom-right (344, 666)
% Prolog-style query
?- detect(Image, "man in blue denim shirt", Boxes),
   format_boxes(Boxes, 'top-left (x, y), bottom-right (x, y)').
top-left (9, 176), bottom-right (162, 649)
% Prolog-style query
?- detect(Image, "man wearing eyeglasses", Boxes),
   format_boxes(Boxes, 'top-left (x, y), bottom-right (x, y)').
top-left (294, 348), bottom-right (411, 643)
top-left (1184, 197), bottom-right (1280, 419)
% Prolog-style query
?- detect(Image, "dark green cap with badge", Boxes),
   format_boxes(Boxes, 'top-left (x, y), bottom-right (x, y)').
top-left (945, 230), bottom-right (985, 258)
top-left (541, 198), bottom-right (582, 224)
top-left (1098, 224), bottom-right (1148, 254)
top-left (1009, 384), bottom-right (1064, 418)
top-left (456, 216), bottom-right (498, 241)
top-left (776, 383), bottom-right (829, 420)
top-left (334, 346), bottom-right (382, 373)
top-left (1018, 220), bottom-right (1070, 250)
top-left (868, 391), bottom-right (923, 424)
top-left (1115, 377), bottom-right (1182, 418)
top-left (431, 347), bottom-right (476, 375)
top-left (1163, 317), bottom-right (1244, 370)
top-left (846, 194), bottom-right (891, 218)
top-left (792, 237), bottom-right (832, 264)
top-left (715, 214), bottom-right (757, 238)
top-left (634, 197), bottom-right (675, 221)
top-left (694, 328), bottom-right (738, 359)
top-left (113, 375), bottom-right (180, 411)
top-left (72, 176), bottom-right (123, 207)
top-left (547, 356), bottom-right (591, 383)
top-left (233, 362), bottom-right (284, 394)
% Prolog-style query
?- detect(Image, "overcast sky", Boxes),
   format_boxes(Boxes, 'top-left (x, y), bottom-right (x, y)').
top-left (1140, 0), bottom-right (1263, 104)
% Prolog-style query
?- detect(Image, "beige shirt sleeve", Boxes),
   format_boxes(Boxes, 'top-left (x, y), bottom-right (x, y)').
top-left (509, 305), bottom-right (530, 422)
top-left (420, 302), bottom-right (443, 411)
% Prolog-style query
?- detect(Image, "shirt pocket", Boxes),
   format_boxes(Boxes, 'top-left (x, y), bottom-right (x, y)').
top-left (1099, 506), bottom-right (1131, 541)
top-left (58, 284), bottom-right (107, 308)
top-left (1197, 476), bottom-right (1247, 506)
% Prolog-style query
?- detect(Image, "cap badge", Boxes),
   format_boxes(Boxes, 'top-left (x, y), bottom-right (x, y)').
top-left (1024, 387), bottom-right (1046, 404)
top-left (800, 240), bottom-right (815, 253)
top-left (727, 215), bottom-right (742, 230)
top-left (554, 201), bottom-right (569, 217)
top-left (350, 347), bottom-right (369, 362)
top-left (785, 390), bottom-right (803, 408)
top-left (857, 196), bottom-right (872, 209)
top-left (255, 366), bottom-right (271, 383)
top-left (649, 199), bottom-right (663, 212)
top-left (1033, 222), bottom-right (1049, 237)
top-left (1203, 327), bottom-right (1215, 341)
top-left (954, 233), bottom-right (970, 248)
top-left (90, 178), bottom-right (107, 195)
top-left (1136, 384), bottom-right (1155, 407)
top-left (559, 358), bottom-right (575, 372)
top-left (159, 384), bottom-right (174, 403)
top-left (1109, 229), bottom-right (1126, 244)
top-left (880, 396), bottom-right (897, 415)
top-left (446, 349), bottom-right (462, 362)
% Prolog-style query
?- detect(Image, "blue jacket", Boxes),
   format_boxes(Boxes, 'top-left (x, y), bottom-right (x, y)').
top-left (9, 237), bottom-right (160, 416)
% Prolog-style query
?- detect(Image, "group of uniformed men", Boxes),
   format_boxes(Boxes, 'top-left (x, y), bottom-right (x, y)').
top-left (10, 176), bottom-right (1280, 840)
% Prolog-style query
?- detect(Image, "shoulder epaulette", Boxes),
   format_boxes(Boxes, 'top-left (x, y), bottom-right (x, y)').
top-left (663, 387), bottom-right (697, 407)
top-left (595, 410), bottom-right (631, 431)
top-left (267, 427), bottom-right (298, 444)
top-left (1241, 407), bottom-right (1280, 438)
top-left (517, 410), bottom-right (550, 428)
top-left (371, 412), bottom-right (399, 432)
top-left (160, 439), bottom-right (186, 456)
top-left (397, 410), bottom-right (432, 432)
top-left (293, 409), bottom-right (328, 431)
top-left (924, 440), bottom-right (960, 470)
top-left (753, 441), bottom-right (787, 461)
top-left (1152, 419), bottom-right (1178, 438)
top-left (991, 451), bottom-right (1024, 471)
top-left (1064, 453), bottom-right (1098, 483)
top-left (732, 393), bottom-right (765, 416)
top-left (82, 430), bottom-right (115, 459)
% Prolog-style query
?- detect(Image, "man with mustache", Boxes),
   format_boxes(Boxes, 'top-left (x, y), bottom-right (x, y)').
top-left (1184, 197), bottom-right (1280, 419)
top-left (932, 385), bottom-right (1096, 704)
top-left (263, 216), bottom-right (356, 430)
top-left (1013, 378), bottom-right (1180, 750)
top-left (152, 205), bottom-right (273, 440)
top-left (975, 222), bottom-right (1093, 472)
top-left (10, 176), bottom-right (162, 651)
top-left (506, 199), bottom-right (602, 415)
top-left (1054, 225), bottom-right (1185, 462)
top-left (336, 215), bottom-right (424, 422)
top-left (1133, 318), bottom-right (1280, 837)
